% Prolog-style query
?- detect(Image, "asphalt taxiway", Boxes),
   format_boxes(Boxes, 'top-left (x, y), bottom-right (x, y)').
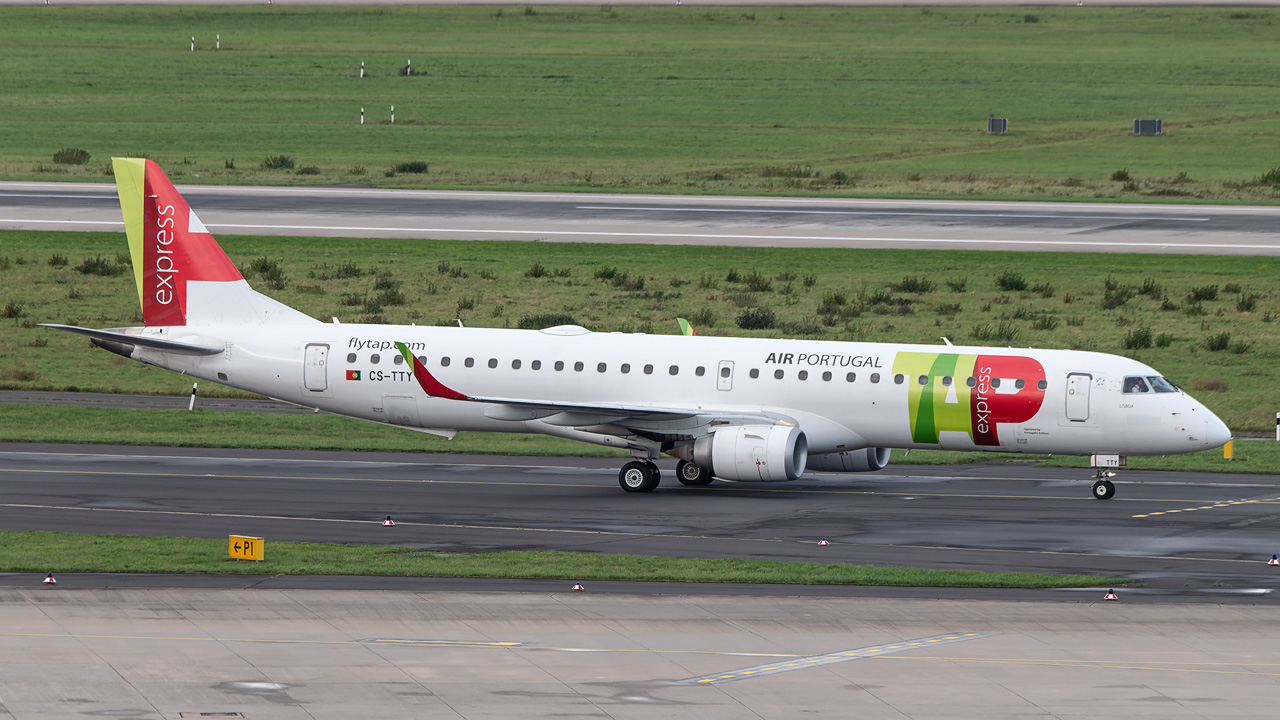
top-left (4, 181), bottom-right (1280, 254)
top-left (2, 442), bottom-right (1277, 602)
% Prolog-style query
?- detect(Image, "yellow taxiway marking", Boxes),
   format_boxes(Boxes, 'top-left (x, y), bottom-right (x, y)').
top-left (875, 655), bottom-right (1280, 678)
top-left (1132, 496), bottom-right (1280, 518)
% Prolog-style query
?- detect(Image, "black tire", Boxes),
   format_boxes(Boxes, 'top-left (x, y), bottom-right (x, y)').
top-left (1092, 479), bottom-right (1116, 500)
top-left (619, 460), bottom-right (660, 493)
top-left (676, 460), bottom-right (714, 486)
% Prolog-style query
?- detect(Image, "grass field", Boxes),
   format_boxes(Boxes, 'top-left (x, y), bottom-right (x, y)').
top-left (2, 230), bottom-right (1278, 434)
top-left (0, 530), bottom-right (1122, 588)
top-left (1, 6), bottom-right (1278, 200)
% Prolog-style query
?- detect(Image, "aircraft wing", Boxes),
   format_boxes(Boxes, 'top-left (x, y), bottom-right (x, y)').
top-left (393, 341), bottom-right (793, 431)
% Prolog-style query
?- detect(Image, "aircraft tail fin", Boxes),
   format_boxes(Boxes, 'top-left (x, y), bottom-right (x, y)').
top-left (112, 157), bottom-right (317, 327)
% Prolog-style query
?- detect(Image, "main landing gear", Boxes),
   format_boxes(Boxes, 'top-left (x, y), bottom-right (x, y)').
top-left (675, 460), bottom-right (714, 486)
top-left (618, 460), bottom-right (661, 493)
top-left (1091, 469), bottom-right (1117, 500)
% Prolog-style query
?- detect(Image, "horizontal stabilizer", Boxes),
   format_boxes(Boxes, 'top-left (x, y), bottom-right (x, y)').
top-left (40, 324), bottom-right (223, 356)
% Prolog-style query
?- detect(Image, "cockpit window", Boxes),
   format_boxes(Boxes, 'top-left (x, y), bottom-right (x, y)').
top-left (1147, 376), bottom-right (1178, 393)
top-left (1122, 376), bottom-right (1151, 394)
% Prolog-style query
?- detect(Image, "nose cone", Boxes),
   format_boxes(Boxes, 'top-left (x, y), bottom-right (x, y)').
top-left (1205, 411), bottom-right (1232, 449)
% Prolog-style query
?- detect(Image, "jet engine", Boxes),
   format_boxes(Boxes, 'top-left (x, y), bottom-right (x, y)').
top-left (806, 447), bottom-right (891, 473)
top-left (691, 425), bottom-right (808, 482)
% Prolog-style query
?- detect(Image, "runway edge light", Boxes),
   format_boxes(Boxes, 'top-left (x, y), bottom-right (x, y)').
top-left (818, 538), bottom-right (830, 546)
top-left (572, 583), bottom-right (585, 592)
top-left (382, 516), bottom-right (395, 527)
top-left (1269, 555), bottom-right (1279, 567)
top-left (43, 573), bottom-right (56, 586)
top-left (1104, 589), bottom-right (1118, 601)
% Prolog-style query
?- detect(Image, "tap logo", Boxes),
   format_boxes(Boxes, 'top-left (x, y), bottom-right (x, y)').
top-left (893, 352), bottom-right (1046, 447)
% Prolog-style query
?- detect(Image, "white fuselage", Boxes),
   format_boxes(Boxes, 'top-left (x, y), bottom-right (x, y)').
top-left (126, 322), bottom-right (1231, 459)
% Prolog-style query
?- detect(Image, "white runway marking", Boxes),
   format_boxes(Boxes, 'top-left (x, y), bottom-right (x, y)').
top-left (577, 205), bottom-right (1210, 222)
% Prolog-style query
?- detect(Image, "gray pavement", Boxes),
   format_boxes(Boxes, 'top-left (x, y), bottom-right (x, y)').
top-left (4, 181), bottom-right (1280, 254)
top-left (2, 588), bottom-right (1279, 719)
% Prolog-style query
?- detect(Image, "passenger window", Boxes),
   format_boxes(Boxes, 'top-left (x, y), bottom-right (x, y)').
top-left (644, 364), bottom-right (654, 375)
top-left (669, 365), bottom-right (679, 376)
top-left (441, 357), bottom-right (451, 367)
top-left (774, 369), bottom-right (784, 380)
top-left (942, 376), bottom-right (952, 386)
top-left (621, 363), bottom-right (631, 374)
top-left (721, 367), bottom-right (731, 378)
top-left (918, 375), bottom-right (927, 386)
top-left (417, 356), bottom-right (427, 366)
top-left (750, 369), bottom-right (760, 379)
top-left (696, 366), bottom-right (706, 377)
top-left (464, 357), bottom-right (475, 368)
top-left (894, 374), bottom-right (904, 384)
top-left (1123, 376), bottom-right (1151, 394)
top-left (1037, 379), bottom-right (1047, 390)
top-left (991, 378), bottom-right (1002, 389)
top-left (488, 358), bottom-right (498, 369)
top-left (966, 377), bottom-right (976, 388)
top-left (823, 371), bottom-right (832, 381)
top-left (554, 360), bottom-right (564, 371)
top-left (1015, 379), bottom-right (1025, 389)
top-left (798, 370), bottom-right (808, 381)
top-left (597, 362), bottom-right (607, 373)
top-left (393, 354), bottom-right (403, 365)
top-left (371, 354), bottom-right (381, 365)
top-left (574, 361), bottom-right (584, 372)
top-left (870, 373), bottom-right (880, 383)
top-left (346, 353), bottom-right (357, 363)
top-left (846, 372), bottom-right (855, 382)
top-left (532, 360), bottom-right (541, 370)
top-left (512, 359), bottom-right (522, 370)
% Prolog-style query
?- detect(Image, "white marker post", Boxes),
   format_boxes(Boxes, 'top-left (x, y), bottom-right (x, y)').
top-left (188, 382), bottom-right (198, 411)
top-left (391, 105), bottom-right (395, 124)
top-left (360, 107), bottom-right (364, 125)
top-left (1275, 412), bottom-right (1279, 441)
top-left (406, 59), bottom-right (411, 76)
top-left (360, 61), bottom-right (364, 78)
top-left (190, 36), bottom-right (195, 52)
top-left (216, 34), bottom-right (220, 50)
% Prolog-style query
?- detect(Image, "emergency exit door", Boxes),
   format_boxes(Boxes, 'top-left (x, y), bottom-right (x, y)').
top-left (304, 344), bottom-right (329, 392)
top-left (717, 361), bottom-right (734, 391)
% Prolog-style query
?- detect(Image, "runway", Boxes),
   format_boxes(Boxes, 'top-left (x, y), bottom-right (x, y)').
top-left (3, 181), bottom-right (1279, 254)
top-left (2, 442), bottom-right (1278, 602)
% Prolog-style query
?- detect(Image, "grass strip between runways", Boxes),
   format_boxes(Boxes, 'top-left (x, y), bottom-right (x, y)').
top-left (0, 530), bottom-right (1119, 589)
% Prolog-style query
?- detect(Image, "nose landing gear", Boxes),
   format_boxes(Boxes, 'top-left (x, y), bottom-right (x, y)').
top-left (1091, 469), bottom-right (1117, 500)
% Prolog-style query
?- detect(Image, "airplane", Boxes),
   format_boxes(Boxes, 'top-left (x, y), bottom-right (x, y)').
top-left (43, 158), bottom-right (1232, 499)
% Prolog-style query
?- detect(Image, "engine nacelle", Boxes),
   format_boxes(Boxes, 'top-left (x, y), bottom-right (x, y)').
top-left (692, 425), bottom-right (808, 482)
top-left (806, 447), bottom-right (891, 473)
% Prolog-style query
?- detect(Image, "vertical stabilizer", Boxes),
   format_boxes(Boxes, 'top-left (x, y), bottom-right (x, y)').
top-left (112, 158), bottom-right (317, 327)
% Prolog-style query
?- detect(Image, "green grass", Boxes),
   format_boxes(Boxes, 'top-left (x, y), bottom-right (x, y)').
top-left (0, 530), bottom-right (1120, 588)
top-left (0, 404), bottom-right (1264, 473)
top-left (3, 230), bottom-right (1278, 432)
top-left (1, 6), bottom-right (1279, 200)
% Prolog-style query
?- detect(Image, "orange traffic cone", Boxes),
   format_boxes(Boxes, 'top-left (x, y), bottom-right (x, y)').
top-left (43, 573), bottom-right (56, 586)
top-left (571, 583), bottom-right (585, 592)
top-left (818, 538), bottom-right (830, 546)
top-left (1269, 555), bottom-right (1279, 567)
top-left (1103, 589), bottom-right (1118, 601)
top-left (382, 516), bottom-right (395, 527)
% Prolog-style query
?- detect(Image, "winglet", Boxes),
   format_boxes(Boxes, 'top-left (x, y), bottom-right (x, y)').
top-left (395, 342), bottom-right (468, 400)
top-left (677, 318), bottom-right (697, 337)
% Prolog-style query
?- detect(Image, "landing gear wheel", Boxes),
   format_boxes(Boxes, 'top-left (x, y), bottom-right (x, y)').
top-left (1092, 479), bottom-right (1116, 500)
top-left (676, 460), bottom-right (714, 486)
top-left (619, 460), bottom-right (660, 493)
